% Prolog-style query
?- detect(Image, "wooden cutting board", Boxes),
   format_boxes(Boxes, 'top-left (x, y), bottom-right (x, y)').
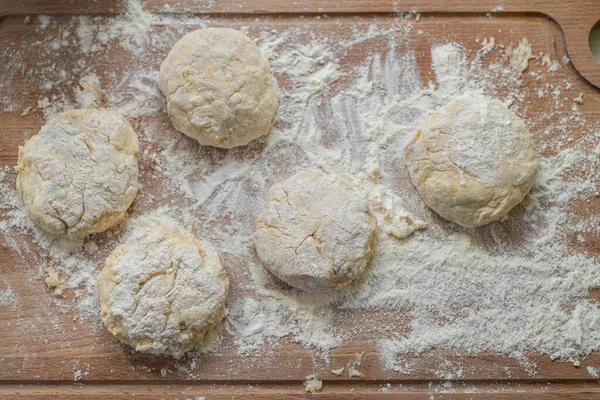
top-left (2, 0), bottom-right (600, 398)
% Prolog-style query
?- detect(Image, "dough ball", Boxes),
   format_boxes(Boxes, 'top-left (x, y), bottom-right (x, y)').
top-left (97, 221), bottom-right (229, 358)
top-left (404, 94), bottom-right (539, 227)
top-left (253, 170), bottom-right (377, 292)
top-left (159, 28), bottom-right (279, 149)
top-left (16, 109), bottom-right (139, 238)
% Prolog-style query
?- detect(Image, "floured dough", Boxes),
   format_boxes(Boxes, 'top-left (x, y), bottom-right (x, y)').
top-left (159, 28), bottom-right (279, 148)
top-left (404, 94), bottom-right (538, 227)
top-left (16, 109), bottom-right (139, 237)
top-left (97, 220), bottom-right (229, 358)
top-left (368, 187), bottom-right (427, 239)
top-left (253, 170), bottom-right (377, 292)
top-left (304, 375), bottom-right (323, 393)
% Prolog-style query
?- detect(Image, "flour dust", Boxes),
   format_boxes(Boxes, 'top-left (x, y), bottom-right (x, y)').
top-left (1, 0), bottom-right (600, 380)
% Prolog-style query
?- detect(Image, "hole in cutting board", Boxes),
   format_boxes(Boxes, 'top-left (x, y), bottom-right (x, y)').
top-left (589, 22), bottom-right (600, 63)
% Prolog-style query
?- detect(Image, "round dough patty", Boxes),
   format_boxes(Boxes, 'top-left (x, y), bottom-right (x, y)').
top-left (404, 94), bottom-right (539, 227)
top-left (16, 109), bottom-right (139, 237)
top-left (159, 28), bottom-right (279, 149)
top-left (97, 220), bottom-right (229, 358)
top-left (253, 170), bottom-right (377, 292)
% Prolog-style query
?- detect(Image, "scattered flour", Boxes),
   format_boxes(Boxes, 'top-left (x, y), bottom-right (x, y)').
top-left (75, 74), bottom-right (101, 109)
top-left (347, 353), bottom-right (366, 378)
top-left (369, 187), bottom-right (426, 239)
top-left (39, 16), bottom-right (51, 30)
top-left (1, 0), bottom-right (599, 383)
top-left (541, 53), bottom-right (552, 68)
top-left (73, 369), bottom-right (83, 382)
top-left (304, 374), bottom-right (323, 392)
top-left (0, 284), bottom-right (20, 312)
top-left (479, 37), bottom-right (495, 55)
top-left (508, 38), bottom-right (535, 73)
top-left (75, 0), bottom-right (161, 56)
top-left (431, 43), bottom-right (467, 96)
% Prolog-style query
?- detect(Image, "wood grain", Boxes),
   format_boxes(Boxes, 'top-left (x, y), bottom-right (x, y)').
top-left (1, 0), bottom-right (599, 87)
top-left (4, 381), bottom-right (600, 399)
top-left (1, 1), bottom-right (600, 398)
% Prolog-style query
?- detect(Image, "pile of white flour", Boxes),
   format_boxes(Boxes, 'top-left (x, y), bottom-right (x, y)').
top-left (1, 0), bottom-right (600, 379)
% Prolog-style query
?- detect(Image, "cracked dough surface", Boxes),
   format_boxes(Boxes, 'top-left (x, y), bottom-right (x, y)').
top-left (404, 94), bottom-right (539, 227)
top-left (253, 170), bottom-right (377, 292)
top-left (159, 28), bottom-right (279, 149)
top-left (16, 109), bottom-right (139, 237)
top-left (97, 220), bottom-right (229, 358)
